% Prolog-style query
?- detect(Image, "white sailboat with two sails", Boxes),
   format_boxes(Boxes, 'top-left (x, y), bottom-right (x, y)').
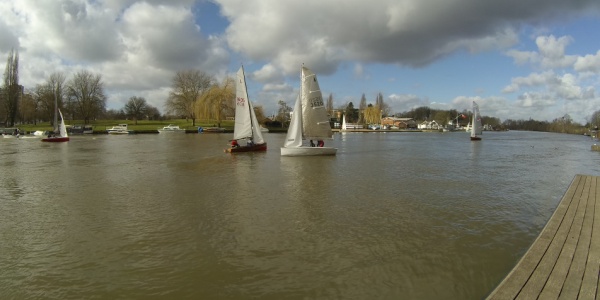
top-left (470, 101), bottom-right (482, 141)
top-left (225, 65), bottom-right (267, 153)
top-left (281, 66), bottom-right (336, 156)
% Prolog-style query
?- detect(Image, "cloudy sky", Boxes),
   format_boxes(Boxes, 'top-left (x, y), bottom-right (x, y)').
top-left (1, 0), bottom-right (600, 123)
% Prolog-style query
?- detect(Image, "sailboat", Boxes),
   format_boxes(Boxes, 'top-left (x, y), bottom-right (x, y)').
top-left (281, 66), bottom-right (337, 156)
top-left (225, 65), bottom-right (267, 153)
top-left (42, 89), bottom-right (69, 143)
top-left (470, 101), bottom-right (482, 141)
top-left (341, 114), bottom-right (347, 131)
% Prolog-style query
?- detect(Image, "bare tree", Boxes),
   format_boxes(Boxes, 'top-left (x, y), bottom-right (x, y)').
top-left (253, 105), bottom-right (266, 124)
top-left (197, 76), bottom-right (234, 127)
top-left (145, 105), bottom-right (161, 120)
top-left (19, 91), bottom-right (38, 124)
top-left (166, 70), bottom-right (213, 126)
top-left (277, 100), bottom-right (292, 125)
top-left (34, 72), bottom-right (67, 126)
top-left (124, 96), bottom-right (148, 124)
top-left (67, 70), bottom-right (106, 124)
top-left (2, 49), bottom-right (20, 126)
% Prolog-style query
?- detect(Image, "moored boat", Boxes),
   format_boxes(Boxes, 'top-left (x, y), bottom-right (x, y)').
top-left (158, 124), bottom-right (185, 133)
top-left (107, 124), bottom-right (132, 134)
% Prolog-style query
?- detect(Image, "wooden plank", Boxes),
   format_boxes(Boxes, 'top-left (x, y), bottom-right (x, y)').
top-left (486, 175), bottom-right (583, 299)
top-left (559, 176), bottom-right (594, 299)
top-left (580, 176), bottom-right (600, 300)
top-left (516, 176), bottom-right (585, 299)
top-left (540, 174), bottom-right (588, 299)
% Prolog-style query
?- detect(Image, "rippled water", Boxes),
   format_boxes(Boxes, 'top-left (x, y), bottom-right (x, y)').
top-left (1, 131), bottom-right (599, 299)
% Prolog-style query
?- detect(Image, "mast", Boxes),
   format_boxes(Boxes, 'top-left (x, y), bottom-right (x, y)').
top-left (242, 65), bottom-right (255, 139)
top-left (53, 85), bottom-right (58, 132)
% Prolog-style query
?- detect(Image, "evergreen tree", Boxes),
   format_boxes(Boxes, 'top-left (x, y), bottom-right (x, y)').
top-left (2, 49), bottom-right (20, 126)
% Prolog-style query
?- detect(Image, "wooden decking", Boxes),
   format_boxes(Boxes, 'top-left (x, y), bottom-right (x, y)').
top-left (487, 174), bottom-right (600, 299)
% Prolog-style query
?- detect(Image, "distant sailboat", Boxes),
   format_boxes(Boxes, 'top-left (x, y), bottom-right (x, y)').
top-left (42, 89), bottom-right (69, 143)
top-left (225, 65), bottom-right (267, 153)
top-left (470, 101), bottom-right (482, 141)
top-left (281, 66), bottom-right (336, 156)
top-left (341, 114), bottom-right (347, 131)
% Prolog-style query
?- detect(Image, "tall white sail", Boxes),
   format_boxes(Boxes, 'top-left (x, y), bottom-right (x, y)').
top-left (301, 67), bottom-right (333, 140)
top-left (248, 98), bottom-right (265, 144)
top-left (58, 109), bottom-right (68, 138)
top-left (341, 114), bottom-right (347, 131)
top-left (471, 101), bottom-right (482, 137)
top-left (233, 66), bottom-right (253, 140)
top-left (232, 66), bottom-right (264, 144)
top-left (284, 94), bottom-right (303, 148)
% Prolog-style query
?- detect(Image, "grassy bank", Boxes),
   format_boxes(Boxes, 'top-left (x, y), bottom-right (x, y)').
top-left (15, 119), bottom-right (236, 133)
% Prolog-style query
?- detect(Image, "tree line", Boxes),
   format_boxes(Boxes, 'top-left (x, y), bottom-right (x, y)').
top-left (0, 50), bottom-right (262, 128)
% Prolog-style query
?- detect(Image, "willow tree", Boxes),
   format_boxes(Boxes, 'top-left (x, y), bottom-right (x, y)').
top-left (2, 49), bottom-right (20, 126)
top-left (197, 76), bottom-right (235, 128)
top-left (67, 70), bottom-right (106, 124)
top-left (166, 70), bottom-right (213, 126)
top-left (364, 104), bottom-right (381, 125)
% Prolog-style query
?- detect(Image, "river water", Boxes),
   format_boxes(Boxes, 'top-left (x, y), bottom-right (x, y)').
top-left (1, 130), bottom-right (599, 299)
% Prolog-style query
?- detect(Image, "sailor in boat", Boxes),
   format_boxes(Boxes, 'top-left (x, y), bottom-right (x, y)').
top-left (231, 140), bottom-right (240, 148)
top-left (317, 140), bottom-right (324, 147)
top-left (310, 140), bottom-right (315, 147)
top-left (247, 138), bottom-right (253, 147)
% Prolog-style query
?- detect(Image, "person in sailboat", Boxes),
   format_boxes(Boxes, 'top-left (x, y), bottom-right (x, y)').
top-left (317, 140), bottom-right (324, 147)
top-left (247, 138), bottom-right (253, 147)
top-left (310, 140), bottom-right (315, 147)
top-left (231, 140), bottom-right (240, 148)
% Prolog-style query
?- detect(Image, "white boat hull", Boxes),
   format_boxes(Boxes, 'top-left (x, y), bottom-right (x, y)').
top-left (158, 130), bottom-right (185, 133)
top-left (280, 146), bottom-right (337, 156)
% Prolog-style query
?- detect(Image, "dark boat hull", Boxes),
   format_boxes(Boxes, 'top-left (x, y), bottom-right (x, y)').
top-left (42, 137), bottom-right (70, 143)
top-left (225, 143), bottom-right (267, 153)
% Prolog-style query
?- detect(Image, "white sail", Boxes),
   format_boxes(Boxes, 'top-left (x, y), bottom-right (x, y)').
top-left (341, 114), bottom-right (347, 131)
top-left (58, 109), bottom-right (68, 138)
top-left (248, 98), bottom-right (265, 144)
top-left (283, 94), bottom-right (303, 148)
top-left (232, 66), bottom-right (265, 144)
top-left (301, 66), bottom-right (333, 140)
top-left (471, 101), bottom-right (482, 137)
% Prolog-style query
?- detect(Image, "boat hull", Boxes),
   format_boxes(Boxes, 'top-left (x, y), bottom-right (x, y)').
top-left (470, 136), bottom-right (482, 141)
top-left (158, 130), bottom-right (185, 133)
top-left (225, 143), bottom-right (267, 153)
top-left (41, 137), bottom-right (70, 142)
top-left (280, 146), bottom-right (337, 156)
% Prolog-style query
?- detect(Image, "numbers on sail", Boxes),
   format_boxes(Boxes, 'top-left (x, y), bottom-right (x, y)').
top-left (309, 96), bottom-right (324, 108)
top-left (236, 97), bottom-right (246, 106)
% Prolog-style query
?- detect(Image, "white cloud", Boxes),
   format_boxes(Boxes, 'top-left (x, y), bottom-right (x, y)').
top-left (2, 0), bottom-right (600, 123)
top-left (574, 50), bottom-right (600, 73)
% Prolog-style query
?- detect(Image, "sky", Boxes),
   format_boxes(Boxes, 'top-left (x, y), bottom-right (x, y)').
top-left (1, 0), bottom-right (600, 124)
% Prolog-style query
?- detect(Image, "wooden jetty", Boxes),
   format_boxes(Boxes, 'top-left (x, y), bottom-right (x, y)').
top-left (487, 174), bottom-right (600, 299)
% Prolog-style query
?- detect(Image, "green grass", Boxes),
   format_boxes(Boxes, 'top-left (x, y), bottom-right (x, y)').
top-left (16, 119), bottom-right (236, 133)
